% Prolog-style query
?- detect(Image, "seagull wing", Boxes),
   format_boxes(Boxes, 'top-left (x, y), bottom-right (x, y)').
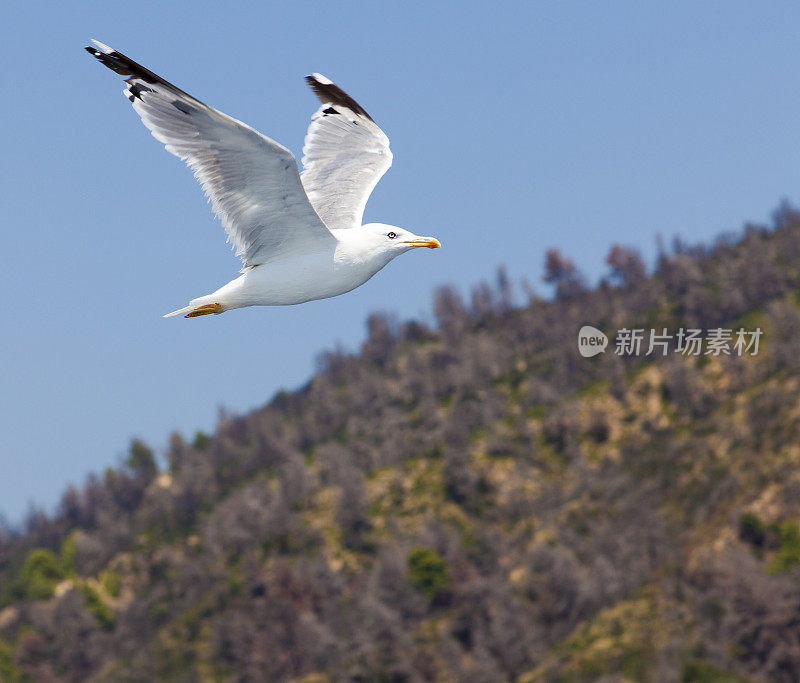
top-left (301, 74), bottom-right (393, 231)
top-left (86, 40), bottom-right (335, 267)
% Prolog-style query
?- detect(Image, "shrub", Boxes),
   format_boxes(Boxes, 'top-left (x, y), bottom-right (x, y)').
top-left (681, 659), bottom-right (743, 682)
top-left (768, 519), bottom-right (800, 573)
top-left (586, 411), bottom-right (611, 443)
top-left (193, 431), bottom-right (210, 450)
top-left (738, 512), bottom-right (765, 547)
top-left (60, 533), bottom-right (78, 575)
top-left (12, 549), bottom-right (65, 600)
top-left (101, 571), bottom-right (121, 598)
top-left (127, 439), bottom-right (157, 479)
top-left (81, 583), bottom-right (115, 631)
top-left (407, 546), bottom-right (450, 602)
top-left (0, 639), bottom-right (17, 681)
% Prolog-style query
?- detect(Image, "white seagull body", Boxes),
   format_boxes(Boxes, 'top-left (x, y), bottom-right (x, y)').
top-left (85, 40), bottom-right (440, 318)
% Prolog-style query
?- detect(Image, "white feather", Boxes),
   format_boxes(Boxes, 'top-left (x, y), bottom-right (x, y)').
top-left (301, 101), bottom-right (392, 232)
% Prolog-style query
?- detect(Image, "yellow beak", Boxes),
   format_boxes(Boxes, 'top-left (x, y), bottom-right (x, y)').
top-left (403, 236), bottom-right (442, 249)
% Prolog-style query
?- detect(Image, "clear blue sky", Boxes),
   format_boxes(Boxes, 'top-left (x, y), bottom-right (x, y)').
top-left (2, 1), bottom-right (799, 524)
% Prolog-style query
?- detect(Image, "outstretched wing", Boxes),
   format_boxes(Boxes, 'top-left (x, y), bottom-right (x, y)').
top-left (86, 40), bottom-right (335, 267)
top-left (301, 74), bottom-right (393, 231)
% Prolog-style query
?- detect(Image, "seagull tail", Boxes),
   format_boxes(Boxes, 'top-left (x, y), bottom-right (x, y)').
top-left (163, 305), bottom-right (194, 318)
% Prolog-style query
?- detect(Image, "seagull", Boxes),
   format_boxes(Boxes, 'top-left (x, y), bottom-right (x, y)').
top-left (85, 40), bottom-right (440, 318)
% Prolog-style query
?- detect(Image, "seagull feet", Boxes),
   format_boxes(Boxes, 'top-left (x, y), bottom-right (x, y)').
top-left (185, 303), bottom-right (225, 318)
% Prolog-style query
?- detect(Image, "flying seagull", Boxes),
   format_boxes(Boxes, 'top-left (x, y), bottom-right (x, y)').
top-left (85, 40), bottom-right (440, 318)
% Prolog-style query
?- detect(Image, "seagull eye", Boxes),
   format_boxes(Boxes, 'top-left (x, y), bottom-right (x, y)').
top-left (387, 232), bottom-right (397, 239)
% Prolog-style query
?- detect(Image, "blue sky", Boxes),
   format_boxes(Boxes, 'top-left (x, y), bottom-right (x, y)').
top-left (2, 1), bottom-right (800, 524)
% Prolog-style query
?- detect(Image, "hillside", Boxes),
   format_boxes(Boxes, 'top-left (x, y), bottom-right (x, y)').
top-left (3, 207), bottom-right (800, 681)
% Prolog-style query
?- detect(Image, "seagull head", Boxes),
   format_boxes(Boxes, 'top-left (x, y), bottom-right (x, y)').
top-left (332, 223), bottom-right (441, 276)
top-left (359, 222), bottom-right (441, 257)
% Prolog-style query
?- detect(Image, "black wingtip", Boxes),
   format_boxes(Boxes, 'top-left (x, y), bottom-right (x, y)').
top-left (305, 73), bottom-right (373, 122)
top-left (85, 40), bottom-right (203, 108)
top-left (86, 42), bottom-right (143, 78)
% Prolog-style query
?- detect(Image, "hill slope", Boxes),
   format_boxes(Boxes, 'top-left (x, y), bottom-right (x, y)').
top-left (3, 210), bottom-right (800, 680)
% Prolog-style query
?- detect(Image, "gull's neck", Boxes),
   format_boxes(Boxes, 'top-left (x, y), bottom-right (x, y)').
top-left (331, 228), bottom-right (397, 270)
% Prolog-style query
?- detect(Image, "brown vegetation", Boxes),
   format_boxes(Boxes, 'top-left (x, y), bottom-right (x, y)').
top-left (3, 206), bottom-right (800, 680)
